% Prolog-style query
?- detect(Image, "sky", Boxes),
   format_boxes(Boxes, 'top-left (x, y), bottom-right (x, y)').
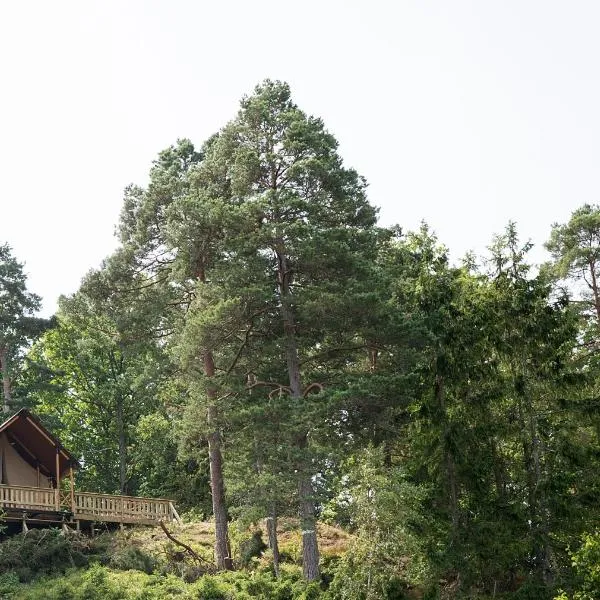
top-left (1, 1), bottom-right (599, 315)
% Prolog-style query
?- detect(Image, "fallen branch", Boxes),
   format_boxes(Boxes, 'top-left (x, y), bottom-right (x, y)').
top-left (158, 521), bottom-right (215, 570)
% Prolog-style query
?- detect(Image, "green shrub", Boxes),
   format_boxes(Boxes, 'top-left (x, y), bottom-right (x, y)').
top-left (0, 571), bottom-right (19, 598)
top-left (8, 558), bottom-right (325, 600)
top-left (0, 530), bottom-right (90, 579)
top-left (554, 532), bottom-right (600, 600)
top-left (109, 546), bottom-right (156, 574)
top-left (0, 529), bottom-right (162, 584)
top-left (238, 531), bottom-right (267, 568)
top-left (191, 575), bottom-right (231, 599)
top-left (78, 564), bottom-right (123, 600)
top-left (12, 566), bottom-right (120, 600)
top-left (512, 580), bottom-right (553, 600)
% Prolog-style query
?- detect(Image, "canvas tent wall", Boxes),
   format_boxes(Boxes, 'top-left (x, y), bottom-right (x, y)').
top-left (0, 409), bottom-right (77, 489)
top-left (0, 433), bottom-right (52, 487)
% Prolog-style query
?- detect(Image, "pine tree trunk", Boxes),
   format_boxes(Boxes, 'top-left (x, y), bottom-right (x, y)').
top-left (266, 512), bottom-right (280, 579)
top-left (298, 476), bottom-right (320, 580)
top-left (0, 345), bottom-right (11, 413)
top-left (276, 247), bottom-right (320, 581)
top-left (588, 259), bottom-right (600, 325)
top-left (435, 374), bottom-right (459, 532)
top-left (489, 437), bottom-right (506, 501)
top-left (522, 408), bottom-right (552, 584)
top-left (204, 352), bottom-right (233, 571)
top-left (196, 265), bottom-right (232, 571)
top-left (115, 396), bottom-right (128, 494)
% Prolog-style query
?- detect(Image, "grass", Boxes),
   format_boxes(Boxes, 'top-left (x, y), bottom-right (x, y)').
top-left (119, 518), bottom-right (352, 568)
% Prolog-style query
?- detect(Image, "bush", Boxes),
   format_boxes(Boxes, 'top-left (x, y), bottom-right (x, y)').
top-left (512, 580), bottom-right (553, 600)
top-left (108, 546), bottom-right (156, 574)
top-left (0, 530), bottom-right (91, 579)
top-left (12, 566), bottom-right (124, 600)
top-left (238, 531), bottom-right (267, 568)
top-left (7, 563), bottom-right (334, 600)
top-left (554, 532), bottom-right (600, 600)
top-left (191, 575), bottom-right (231, 599)
top-left (0, 571), bottom-right (19, 598)
top-left (0, 528), bottom-right (162, 586)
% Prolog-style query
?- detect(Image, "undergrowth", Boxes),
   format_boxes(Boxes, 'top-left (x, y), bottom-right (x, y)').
top-left (2, 563), bottom-right (322, 600)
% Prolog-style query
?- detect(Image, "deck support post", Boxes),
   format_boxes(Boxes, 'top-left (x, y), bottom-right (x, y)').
top-left (69, 465), bottom-right (75, 514)
top-left (55, 447), bottom-right (60, 511)
top-left (21, 514), bottom-right (28, 533)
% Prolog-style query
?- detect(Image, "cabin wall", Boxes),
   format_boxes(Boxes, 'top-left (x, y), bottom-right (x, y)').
top-left (0, 433), bottom-right (52, 488)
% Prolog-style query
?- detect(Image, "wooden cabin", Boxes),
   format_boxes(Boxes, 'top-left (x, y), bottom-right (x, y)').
top-left (0, 409), bottom-right (180, 528)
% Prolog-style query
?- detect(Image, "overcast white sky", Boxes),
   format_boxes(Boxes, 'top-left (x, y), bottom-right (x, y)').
top-left (1, 1), bottom-right (599, 315)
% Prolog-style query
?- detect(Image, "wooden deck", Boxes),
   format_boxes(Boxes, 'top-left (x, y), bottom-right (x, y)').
top-left (0, 484), bottom-right (180, 526)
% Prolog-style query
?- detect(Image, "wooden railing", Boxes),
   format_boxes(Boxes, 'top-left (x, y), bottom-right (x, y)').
top-left (0, 484), bottom-right (180, 525)
top-left (0, 485), bottom-right (57, 511)
top-left (73, 492), bottom-right (179, 524)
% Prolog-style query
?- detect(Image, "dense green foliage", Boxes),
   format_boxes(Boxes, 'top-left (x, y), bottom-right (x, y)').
top-left (3, 82), bottom-right (600, 598)
top-left (4, 565), bottom-right (325, 600)
top-left (0, 243), bottom-right (52, 411)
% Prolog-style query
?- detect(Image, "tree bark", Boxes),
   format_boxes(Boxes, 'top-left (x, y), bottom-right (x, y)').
top-left (298, 476), bottom-right (320, 581)
top-left (522, 407), bottom-right (552, 584)
top-left (276, 246), bottom-right (320, 581)
top-left (435, 374), bottom-right (459, 532)
top-left (589, 259), bottom-right (600, 326)
top-left (0, 345), bottom-right (11, 413)
top-left (195, 264), bottom-right (233, 571)
top-left (204, 351), bottom-right (233, 571)
top-left (115, 396), bottom-right (128, 494)
top-left (265, 512), bottom-right (280, 579)
top-left (489, 437), bottom-right (506, 501)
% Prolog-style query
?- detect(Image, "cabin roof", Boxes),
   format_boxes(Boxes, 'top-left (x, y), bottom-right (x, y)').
top-left (0, 409), bottom-right (79, 479)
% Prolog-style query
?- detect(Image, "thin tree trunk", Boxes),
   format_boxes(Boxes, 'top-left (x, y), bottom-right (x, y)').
top-left (588, 260), bottom-right (600, 325)
top-left (0, 346), bottom-right (11, 413)
top-left (276, 247), bottom-right (320, 581)
top-left (205, 351), bottom-right (233, 570)
top-left (115, 396), bottom-right (128, 494)
top-left (298, 476), bottom-right (320, 581)
top-left (522, 407), bottom-right (552, 584)
top-left (266, 512), bottom-right (280, 579)
top-left (435, 374), bottom-right (459, 532)
top-left (196, 264), bottom-right (232, 571)
top-left (446, 451), bottom-right (459, 532)
top-left (489, 437), bottom-right (506, 501)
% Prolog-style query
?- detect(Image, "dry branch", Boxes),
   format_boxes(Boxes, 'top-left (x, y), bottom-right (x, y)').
top-left (158, 521), bottom-right (215, 570)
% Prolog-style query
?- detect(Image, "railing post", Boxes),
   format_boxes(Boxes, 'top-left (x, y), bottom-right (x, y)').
top-left (55, 447), bottom-right (60, 511)
top-left (169, 502), bottom-right (182, 525)
top-left (69, 465), bottom-right (75, 513)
